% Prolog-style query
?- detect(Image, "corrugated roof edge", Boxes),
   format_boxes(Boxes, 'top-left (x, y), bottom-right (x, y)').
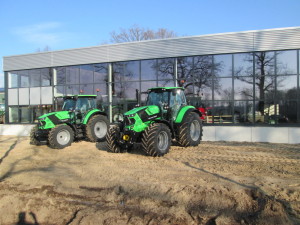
top-left (3, 26), bottom-right (300, 58)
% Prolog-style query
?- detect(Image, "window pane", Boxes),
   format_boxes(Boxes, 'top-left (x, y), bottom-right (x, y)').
top-left (234, 77), bottom-right (253, 100)
top-left (20, 70), bottom-right (29, 87)
top-left (94, 63), bottom-right (108, 83)
top-left (234, 100), bottom-right (253, 123)
top-left (234, 53), bottom-right (253, 76)
top-left (66, 85), bottom-right (80, 95)
top-left (141, 81), bottom-right (156, 102)
top-left (177, 57), bottom-right (193, 86)
top-left (80, 65), bottom-right (94, 84)
top-left (157, 79), bottom-right (175, 87)
top-left (80, 84), bottom-right (93, 95)
top-left (56, 67), bottom-right (66, 85)
top-left (255, 52), bottom-right (275, 76)
top-left (123, 61), bottom-right (139, 81)
top-left (20, 106), bottom-right (30, 123)
top-left (278, 100), bottom-right (297, 124)
top-left (8, 72), bottom-right (18, 88)
top-left (141, 60), bottom-right (156, 80)
top-left (277, 50), bottom-right (297, 75)
top-left (54, 86), bottom-right (65, 97)
top-left (254, 76), bottom-right (276, 100)
top-left (41, 68), bottom-right (52, 86)
top-left (30, 69), bottom-right (40, 87)
top-left (66, 66), bottom-right (80, 84)
top-left (214, 78), bottom-right (232, 100)
top-left (193, 55), bottom-right (213, 96)
top-left (277, 75), bottom-right (297, 100)
top-left (157, 58), bottom-right (174, 80)
top-left (112, 62), bottom-right (123, 83)
top-left (9, 107), bottom-right (19, 123)
top-left (214, 54), bottom-right (232, 77)
top-left (212, 101), bottom-right (233, 123)
top-left (8, 89), bottom-right (18, 105)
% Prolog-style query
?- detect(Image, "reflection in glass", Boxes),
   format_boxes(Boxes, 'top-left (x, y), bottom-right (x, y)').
top-left (41, 68), bottom-right (52, 86)
top-left (9, 107), bottom-right (19, 123)
top-left (234, 53), bottom-right (253, 76)
top-left (66, 85), bottom-right (80, 95)
top-left (234, 101), bottom-right (253, 123)
top-left (80, 65), bottom-right (94, 84)
top-left (214, 54), bottom-right (232, 77)
top-left (157, 58), bottom-right (174, 80)
top-left (8, 72), bottom-right (18, 88)
top-left (214, 78), bottom-right (232, 100)
top-left (56, 67), bottom-right (66, 85)
top-left (255, 52), bottom-right (275, 76)
top-left (277, 75), bottom-right (297, 100)
top-left (80, 84), bottom-right (94, 95)
top-left (20, 70), bottom-right (29, 88)
top-left (54, 86), bottom-right (65, 97)
top-left (20, 106), bottom-right (30, 123)
top-left (278, 100), bottom-right (297, 123)
top-left (94, 63), bottom-right (108, 83)
top-left (277, 50), bottom-right (297, 75)
top-left (177, 57), bottom-right (193, 87)
top-left (193, 56), bottom-right (214, 96)
top-left (124, 61), bottom-right (139, 81)
top-left (141, 60), bottom-right (156, 80)
top-left (30, 69), bottom-right (40, 87)
top-left (66, 66), bottom-right (79, 84)
top-left (212, 101), bottom-right (233, 123)
top-left (141, 81), bottom-right (157, 101)
top-left (234, 78), bottom-right (253, 100)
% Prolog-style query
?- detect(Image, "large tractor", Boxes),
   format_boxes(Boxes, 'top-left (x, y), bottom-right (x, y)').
top-left (30, 95), bottom-right (109, 149)
top-left (106, 87), bottom-right (203, 156)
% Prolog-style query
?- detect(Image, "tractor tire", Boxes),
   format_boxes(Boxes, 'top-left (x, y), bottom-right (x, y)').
top-left (48, 124), bottom-right (74, 149)
top-left (141, 123), bottom-right (171, 157)
top-left (30, 125), bottom-right (43, 146)
top-left (178, 112), bottom-right (203, 147)
top-left (86, 115), bottom-right (109, 142)
top-left (106, 125), bottom-right (123, 153)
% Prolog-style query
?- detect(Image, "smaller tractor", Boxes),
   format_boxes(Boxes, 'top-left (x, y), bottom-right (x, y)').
top-left (30, 95), bottom-right (109, 149)
top-left (106, 87), bottom-right (203, 157)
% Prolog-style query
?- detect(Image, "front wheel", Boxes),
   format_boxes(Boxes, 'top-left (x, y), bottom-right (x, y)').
top-left (48, 124), bottom-right (74, 149)
top-left (30, 125), bottom-right (44, 146)
top-left (177, 112), bottom-right (203, 147)
top-left (106, 125), bottom-right (124, 153)
top-left (141, 123), bottom-right (171, 157)
top-left (86, 115), bottom-right (109, 142)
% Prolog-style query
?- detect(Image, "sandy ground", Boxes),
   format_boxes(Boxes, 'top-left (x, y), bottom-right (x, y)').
top-left (0, 136), bottom-right (299, 225)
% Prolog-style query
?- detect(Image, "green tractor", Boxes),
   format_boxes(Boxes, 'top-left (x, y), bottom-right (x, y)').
top-left (30, 95), bottom-right (109, 149)
top-left (106, 87), bottom-right (203, 156)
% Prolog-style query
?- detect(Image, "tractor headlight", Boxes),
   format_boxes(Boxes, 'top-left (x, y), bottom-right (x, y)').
top-left (128, 113), bottom-right (136, 117)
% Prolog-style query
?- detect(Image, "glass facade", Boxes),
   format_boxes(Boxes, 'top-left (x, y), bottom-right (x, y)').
top-left (6, 49), bottom-right (300, 126)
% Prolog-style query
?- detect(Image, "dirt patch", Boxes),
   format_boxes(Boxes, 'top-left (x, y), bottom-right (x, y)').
top-left (0, 136), bottom-right (299, 225)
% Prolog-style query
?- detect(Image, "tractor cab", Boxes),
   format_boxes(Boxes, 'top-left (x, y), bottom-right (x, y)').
top-left (146, 87), bottom-right (187, 120)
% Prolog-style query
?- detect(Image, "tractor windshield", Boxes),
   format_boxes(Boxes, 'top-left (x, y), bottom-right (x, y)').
top-left (62, 99), bottom-right (76, 111)
top-left (75, 97), bottom-right (96, 113)
top-left (146, 91), bottom-right (169, 106)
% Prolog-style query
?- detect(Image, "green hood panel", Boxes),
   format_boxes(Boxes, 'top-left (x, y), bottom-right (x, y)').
top-left (39, 111), bottom-right (70, 120)
top-left (124, 105), bottom-right (160, 116)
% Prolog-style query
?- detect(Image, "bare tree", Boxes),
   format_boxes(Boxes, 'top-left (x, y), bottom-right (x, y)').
top-left (36, 45), bottom-right (51, 52)
top-left (110, 25), bottom-right (177, 43)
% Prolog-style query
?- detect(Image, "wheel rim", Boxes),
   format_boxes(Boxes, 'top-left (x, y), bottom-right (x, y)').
top-left (157, 131), bottom-right (168, 152)
top-left (94, 121), bottom-right (107, 139)
top-left (190, 120), bottom-right (201, 141)
top-left (57, 129), bottom-right (71, 146)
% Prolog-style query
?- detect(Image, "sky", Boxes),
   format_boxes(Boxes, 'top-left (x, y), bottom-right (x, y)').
top-left (0, 0), bottom-right (300, 88)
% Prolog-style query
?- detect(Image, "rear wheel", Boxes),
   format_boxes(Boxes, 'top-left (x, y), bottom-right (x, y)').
top-left (141, 123), bottom-right (171, 157)
top-left (178, 112), bottom-right (202, 147)
top-left (106, 125), bottom-right (124, 153)
top-left (86, 115), bottom-right (109, 142)
top-left (48, 124), bottom-right (74, 149)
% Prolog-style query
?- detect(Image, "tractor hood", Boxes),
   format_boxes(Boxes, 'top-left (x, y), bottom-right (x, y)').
top-left (124, 105), bottom-right (160, 117)
top-left (38, 111), bottom-right (71, 120)
top-left (38, 111), bottom-right (71, 129)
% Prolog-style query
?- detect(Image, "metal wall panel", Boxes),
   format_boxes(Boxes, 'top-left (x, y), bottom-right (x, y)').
top-left (3, 27), bottom-right (300, 71)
